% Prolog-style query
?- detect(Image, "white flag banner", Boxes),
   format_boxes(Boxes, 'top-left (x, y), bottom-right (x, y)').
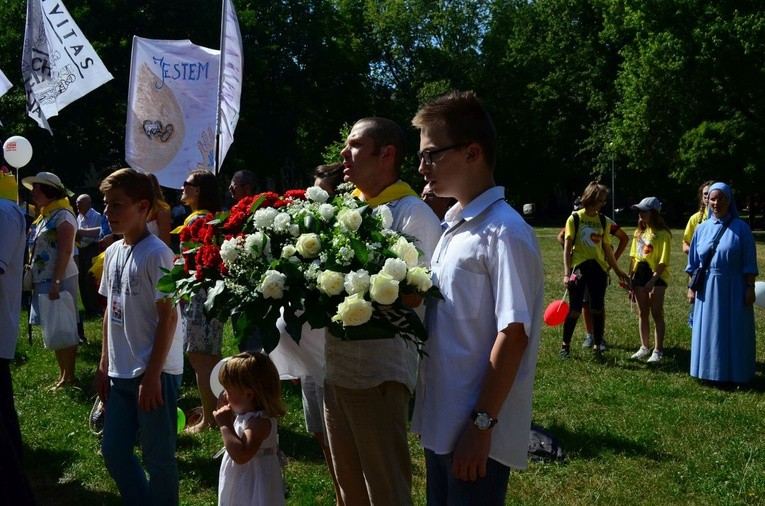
top-left (126, 37), bottom-right (221, 189)
top-left (0, 69), bottom-right (11, 98)
top-left (217, 0), bottom-right (244, 170)
top-left (21, 0), bottom-right (113, 133)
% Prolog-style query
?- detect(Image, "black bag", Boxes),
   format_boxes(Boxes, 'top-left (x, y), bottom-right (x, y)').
top-left (688, 267), bottom-right (705, 292)
top-left (528, 425), bottom-right (565, 463)
top-left (687, 220), bottom-right (731, 293)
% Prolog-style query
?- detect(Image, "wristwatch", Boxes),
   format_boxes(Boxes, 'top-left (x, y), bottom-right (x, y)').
top-left (471, 410), bottom-right (498, 430)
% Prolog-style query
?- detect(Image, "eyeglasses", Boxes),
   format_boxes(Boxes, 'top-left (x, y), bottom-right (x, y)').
top-left (417, 143), bottom-right (467, 167)
top-left (182, 181), bottom-right (198, 188)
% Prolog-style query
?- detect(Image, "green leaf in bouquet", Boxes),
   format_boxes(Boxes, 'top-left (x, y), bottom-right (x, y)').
top-left (282, 308), bottom-right (303, 345)
top-left (260, 310), bottom-right (281, 353)
top-left (157, 264), bottom-right (187, 294)
top-left (349, 237), bottom-right (369, 264)
top-left (232, 310), bottom-right (254, 348)
top-left (302, 214), bottom-right (317, 233)
top-left (250, 194), bottom-right (267, 213)
top-left (203, 279), bottom-right (227, 314)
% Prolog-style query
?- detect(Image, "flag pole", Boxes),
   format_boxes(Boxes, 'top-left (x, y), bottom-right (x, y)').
top-left (214, 0), bottom-right (227, 175)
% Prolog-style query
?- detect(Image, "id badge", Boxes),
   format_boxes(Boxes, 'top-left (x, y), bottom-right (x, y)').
top-left (111, 294), bottom-right (124, 326)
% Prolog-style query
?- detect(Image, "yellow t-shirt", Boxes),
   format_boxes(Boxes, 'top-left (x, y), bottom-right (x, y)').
top-left (683, 211), bottom-right (706, 245)
top-left (630, 227), bottom-right (671, 282)
top-left (565, 210), bottom-right (613, 272)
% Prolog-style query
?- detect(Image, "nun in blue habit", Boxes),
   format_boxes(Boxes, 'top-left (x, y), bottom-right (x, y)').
top-left (686, 182), bottom-right (758, 385)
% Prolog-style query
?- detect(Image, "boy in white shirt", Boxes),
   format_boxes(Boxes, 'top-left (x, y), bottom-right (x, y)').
top-left (93, 168), bottom-right (183, 505)
top-left (411, 91), bottom-right (544, 504)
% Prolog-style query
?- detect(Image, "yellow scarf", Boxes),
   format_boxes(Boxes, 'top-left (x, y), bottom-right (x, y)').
top-left (352, 181), bottom-right (419, 208)
top-left (32, 197), bottom-right (74, 225)
top-left (171, 209), bottom-right (209, 234)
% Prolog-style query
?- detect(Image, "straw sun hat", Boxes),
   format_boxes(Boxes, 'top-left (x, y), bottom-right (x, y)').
top-left (21, 171), bottom-right (74, 197)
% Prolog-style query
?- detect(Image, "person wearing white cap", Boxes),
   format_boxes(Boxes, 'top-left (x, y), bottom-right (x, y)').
top-left (628, 197), bottom-right (671, 363)
top-left (22, 171), bottom-right (79, 389)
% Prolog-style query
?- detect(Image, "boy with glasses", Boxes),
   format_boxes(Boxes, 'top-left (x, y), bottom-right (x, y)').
top-left (411, 90), bottom-right (543, 504)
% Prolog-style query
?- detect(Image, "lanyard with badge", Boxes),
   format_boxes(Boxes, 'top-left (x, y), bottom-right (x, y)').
top-left (110, 232), bottom-right (150, 326)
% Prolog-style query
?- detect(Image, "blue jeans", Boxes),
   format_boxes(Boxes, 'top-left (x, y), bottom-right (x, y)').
top-left (424, 448), bottom-right (510, 506)
top-left (102, 373), bottom-right (182, 506)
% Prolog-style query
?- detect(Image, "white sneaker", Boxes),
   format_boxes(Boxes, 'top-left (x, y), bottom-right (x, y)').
top-left (630, 346), bottom-right (651, 360)
top-left (647, 350), bottom-right (663, 363)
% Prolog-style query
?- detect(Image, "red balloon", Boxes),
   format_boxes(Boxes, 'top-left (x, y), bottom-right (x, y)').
top-left (544, 300), bottom-right (569, 326)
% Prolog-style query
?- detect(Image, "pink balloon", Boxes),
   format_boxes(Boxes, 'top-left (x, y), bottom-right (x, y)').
top-left (544, 300), bottom-right (570, 326)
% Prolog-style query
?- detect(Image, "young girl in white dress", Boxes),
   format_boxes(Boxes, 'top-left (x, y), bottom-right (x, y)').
top-left (214, 352), bottom-right (287, 506)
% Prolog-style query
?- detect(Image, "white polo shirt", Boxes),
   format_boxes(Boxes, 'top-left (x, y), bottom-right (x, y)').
top-left (411, 186), bottom-right (544, 469)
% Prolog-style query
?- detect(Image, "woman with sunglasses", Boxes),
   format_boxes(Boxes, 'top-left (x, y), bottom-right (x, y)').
top-left (178, 170), bottom-right (224, 432)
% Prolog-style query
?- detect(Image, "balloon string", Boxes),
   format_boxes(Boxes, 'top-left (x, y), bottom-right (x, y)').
top-left (556, 288), bottom-right (568, 313)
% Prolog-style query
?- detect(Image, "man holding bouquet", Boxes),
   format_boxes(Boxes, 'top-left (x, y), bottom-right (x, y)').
top-left (324, 117), bottom-right (442, 505)
top-left (411, 91), bottom-right (544, 505)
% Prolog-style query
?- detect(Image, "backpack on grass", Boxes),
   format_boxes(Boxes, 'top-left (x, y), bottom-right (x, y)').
top-left (528, 425), bottom-right (565, 463)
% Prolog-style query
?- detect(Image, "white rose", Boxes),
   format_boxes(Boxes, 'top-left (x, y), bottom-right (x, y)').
top-left (306, 186), bottom-right (330, 203)
top-left (260, 270), bottom-right (286, 299)
top-left (369, 272), bottom-right (400, 305)
top-left (344, 269), bottom-right (370, 295)
top-left (406, 266), bottom-right (433, 292)
top-left (337, 208), bottom-right (363, 232)
top-left (273, 212), bottom-right (291, 231)
top-left (219, 237), bottom-right (241, 266)
top-left (391, 236), bottom-right (419, 267)
top-left (245, 231), bottom-right (270, 257)
top-left (281, 244), bottom-right (297, 258)
top-left (253, 207), bottom-right (278, 229)
top-left (319, 203), bottom-right (336, 221)
top-left (381, 257), bottom-right (408, 282)
top-left (376, 205), bottom-right (393, 229)
top-left (296, 233), bottom-right (321, 258)
top-left (317, 270), bottom-right (345, 296)
top-left (332, 293), bottom-right (373, 327)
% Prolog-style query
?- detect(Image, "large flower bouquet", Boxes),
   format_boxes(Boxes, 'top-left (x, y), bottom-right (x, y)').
top-left (158, 183), bottom-right (441, 352)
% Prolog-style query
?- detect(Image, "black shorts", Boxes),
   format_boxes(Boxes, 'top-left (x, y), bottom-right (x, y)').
top-left (631, 262), bottom-right (668, 288)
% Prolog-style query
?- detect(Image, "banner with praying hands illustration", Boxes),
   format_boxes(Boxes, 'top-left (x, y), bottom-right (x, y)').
top-left (22, 0), bottom-right (113, 133)
top-left (125, 37), bottom-right (220, 189)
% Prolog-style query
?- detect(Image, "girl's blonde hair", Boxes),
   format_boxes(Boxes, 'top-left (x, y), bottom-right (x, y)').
top-left (219, 352), bottom-right (286, 418)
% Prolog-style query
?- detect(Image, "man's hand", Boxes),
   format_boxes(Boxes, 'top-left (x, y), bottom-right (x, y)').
top-left (138, 375), bottom-right (163, 411)
top-left (93, 364), bottom-right (110, 403)
top-left (451, 422), bottom-right (492, 481)
top-left (48, 282), bottom-right (60, 300)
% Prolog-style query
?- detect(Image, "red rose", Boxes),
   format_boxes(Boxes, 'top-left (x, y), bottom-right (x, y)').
top-left (284, 189), bottom-right (307, 201)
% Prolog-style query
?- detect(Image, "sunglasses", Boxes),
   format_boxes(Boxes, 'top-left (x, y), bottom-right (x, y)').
top-left (182, 181), bottom-right (198, 188)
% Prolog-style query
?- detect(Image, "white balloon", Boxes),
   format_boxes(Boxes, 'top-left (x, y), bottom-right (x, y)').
top-left (754, 281), bottom-right (765, 308)
top-left (210, 357), bottom-right (230, 398)
top-left (2, 136), bottom-right (33, 169)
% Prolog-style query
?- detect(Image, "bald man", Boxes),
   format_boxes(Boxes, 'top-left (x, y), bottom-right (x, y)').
top-left (75, 194), bottom-right (101, 316)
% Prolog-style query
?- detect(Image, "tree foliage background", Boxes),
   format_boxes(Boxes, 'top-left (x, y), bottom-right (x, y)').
top-left (0, 0), bottom-right (763, 221)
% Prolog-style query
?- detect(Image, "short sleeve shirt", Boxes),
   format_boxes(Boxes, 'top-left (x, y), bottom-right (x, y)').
top-left (565, 210), bottom-right (613, 271)
top-left (630, 228), bottom-right (671, 282)
top-left (28, 209), bottom-right (78, 283)
top-left (411, 186), bottom-right (544, 469)
top-left (99, 235), bottom-right (183, 378)
top-left (683, 211), bottom-right (706, 246)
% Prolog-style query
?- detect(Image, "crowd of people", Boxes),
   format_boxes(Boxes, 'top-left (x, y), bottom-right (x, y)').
top-left (0, 90), bottom-right (759, 505)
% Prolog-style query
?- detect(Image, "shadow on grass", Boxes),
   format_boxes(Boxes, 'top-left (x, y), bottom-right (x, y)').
top-left (541, 421), bottom-right (669, 463)
top-left (24, 445), bottom-right (121, 506)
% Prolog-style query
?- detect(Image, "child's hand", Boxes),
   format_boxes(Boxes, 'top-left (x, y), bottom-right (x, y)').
top-left (213, 403), bottom-right (235, 428)
top-left (216, 391), bottom-right (228, 409)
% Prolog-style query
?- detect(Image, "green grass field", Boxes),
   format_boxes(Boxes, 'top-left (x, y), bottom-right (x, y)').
top-left (10, 227), bottom-right (765, 505)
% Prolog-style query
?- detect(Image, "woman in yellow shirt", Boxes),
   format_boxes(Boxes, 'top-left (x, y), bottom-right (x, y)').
top-left (628, 197), bottom-right (672, 363)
